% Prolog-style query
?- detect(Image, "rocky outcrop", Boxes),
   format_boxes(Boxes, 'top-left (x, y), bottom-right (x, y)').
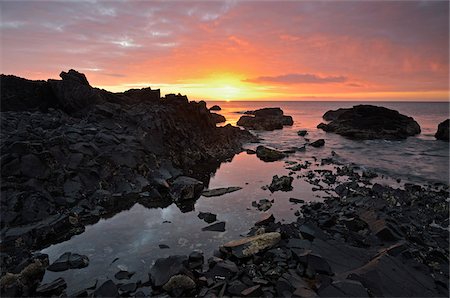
top-left (209, 105), bottom-right (221, 111)
top-left (317, 105), bottom-right (421, 140)
top-left (435, 119), bottom-right (449, 141)
top-left (0, 70), bottom-right (256, 278)
top-left (210, 112), bottom-right (226, 124)
top-left (237, 107), bottom-right (293, 130)
top-left (322, 108), bottom-right (351, 121)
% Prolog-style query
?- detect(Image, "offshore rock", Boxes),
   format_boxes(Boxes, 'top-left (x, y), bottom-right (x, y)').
top-left (435, 119), bottom-right (449, 141)
top-left (237, 108), bottom-right (293, 131)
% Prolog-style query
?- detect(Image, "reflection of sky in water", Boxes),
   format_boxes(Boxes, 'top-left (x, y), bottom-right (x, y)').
top-left (40, 101), bottom-right (449, 292)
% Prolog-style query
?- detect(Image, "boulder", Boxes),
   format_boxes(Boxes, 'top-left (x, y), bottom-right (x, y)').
top-left (222, 232), bottom-right (281, 258)
top-left (209, 105), bottom-right (221, 111)
top-left (149, 255), bottom-right (191, 288)
top-left (323, 108), bottom-right (351, 121)
top-left (310, 139), bottom-right (325, 148)
top-left (435, 119), bottom-right (449, 141)
top-left (210, 113), bottom-right (226, 124)
top-left (47, 252), bottom-right (89, 272)
top-left (237, 107), bottom-right (293, 131)
top-left (297, 130), bottom-right (308, 137)
top-left (269, 175), bottom-right (293, 192)
top-left (170, 176), bottom-right (204, 201)
top-left (94, 280), bottom-right (118, 297)
top-left (256, 146), bottom-right (286, 162)
top-left (317, 105), bottom-right (421, 140)
top-left (198, 212), bottom-right (217, 223)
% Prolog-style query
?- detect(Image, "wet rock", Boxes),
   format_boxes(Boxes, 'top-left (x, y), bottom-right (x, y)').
top-left (435, 119), bottom-right (449, 141)
top-left (170, 176), bottom-right (204, 201)
top-left (115, 270), bottom-right (135, 280)
top-left (0, 259), bottom-right (47, 296)
top-left (310, 139), bottom-right (325, 148)
top-left (237, 108), bottom-right (293, 131)
top-left (162, 274), bottom-right (196, 292)
top-left (198, 212), bottom-right (217, 223)
top-left (209, 105), bottom-right (221, 111)
top-left (94, 280), bottom-right (118, 297)
top-left (149, 255), bottom-right (190, 288)
top-left (36, 277), bottom-right (67, 296)
top-left (222, 232), bottom-right (281, 258)
top-left (269, 175), bottom-right (293, 192)
top-left (202, 221), bottom-right (226, 232)
top-left (206, 259), bottom-right (239, 280)
top-left (47, 252), bottom-right (89, 272)
top-left (297, 130), bottom-right (308, 137)
top-left (318, 105), bottom-right (421, 140)
top-left (256, 145), bottom-right (286, 162)
top-left (252, 199), bottom-right (273, 211)
top-left (255, 213), bottom-right (275, 226)
top-left (202, 186), bottom-right (242, 197)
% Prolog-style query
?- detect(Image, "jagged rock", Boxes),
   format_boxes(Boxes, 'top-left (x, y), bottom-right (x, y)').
top-left (47, 252), bottom-right (89, 272)
top-left (237, 108), bottom-right (293, 131)
top-left (256, 146), bottom-right (286, 162)
top-left (435, 119), bottom-right (449, 141)
top-left (202, 221), bottom-right (226, 232)
top-left (269, 175), bottom-right (293, 192)
top-left (170, 176), bottom-right (204, 201)
top-left (188, 251), bottom-right (204, 269)
top-left (222, 232), bottom-right (281, 258)
top-left (202, 187), bottom-right (242, 197)
top-left (318, 105), bottom-right (421, 140)
top-left (209, 105), bottom-right (221, 111)
top-left (310, 139), bottom-right (325, 148)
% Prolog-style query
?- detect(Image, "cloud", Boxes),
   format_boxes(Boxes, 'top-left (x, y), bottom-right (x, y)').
top-left (245, 73), bottom-right (348, 84)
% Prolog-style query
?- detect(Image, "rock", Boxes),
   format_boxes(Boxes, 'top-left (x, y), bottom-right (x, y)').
top-left (94, 280), bottom-right (118, 297)
top-left (202, 221), bottom-right (226, 232)
top-left (227, 280), bottom-right (247, 296)
top-left (222, 232), bottom-right (281, 258)
top-left (252, 199), bottom-right (273, 211)
top-left (159, 244), bottom-right (170, 249)
top-left (269, 175), bottom-right (293, 192)
top-left (170, 176), bottom-right (204, 201)
top-left (318, 105), bottom-right (421, 140)
top-left (289, 198), bottom-right (305, 204)
top-left (246, 149), bottom-right (256, 154)
top-left (162, 274), bottom-right (196, 292)
top-left (202, 186), bottom-right (242, 197)
top-left (209, 105), bottom-right (221, 111)
top-left (297, 130), bottom-right (308, 137)
top-left (319, 280), bottom-right (369, 297)
top-left (296, 252), bottom-right (333, 275)
top-left (256, 146), bottom-right (286, 162)
top-left (255, 213), bottom-right (275, 226)
top-left (198, 212), bottom-right (217, 223)
top-left (237, 108), bottom-right (293, 131)
top-left (188, 251), bottom-right (204, 269)
top-left (435, 119), bottom-right (449, 141)
top-left (241, 285), bottom-right (262, 296)
top-left (47, 252), bottom-right (89, 272)
top-left (119, 282), bottom-right (137, 294)
top-left (115, 270), bottom-right (135, 280)
top-left (310, 139), bottom-right (325, 148)
top-left (36, 277), bottom-right (67, 296)
top-left (149, 255), bottom-right (190, 288)
top-left (210, 113), bottom-right (226, 124)
top-left (323, 108), bottom-right (351, 121)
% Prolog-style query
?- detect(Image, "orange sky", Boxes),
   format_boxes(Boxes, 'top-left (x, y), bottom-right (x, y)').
top-left (1, 1), bottom-right (449, 101)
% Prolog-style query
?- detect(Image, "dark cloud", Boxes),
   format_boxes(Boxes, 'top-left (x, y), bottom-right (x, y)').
top-left (245, 73), bottom-right (347, 84)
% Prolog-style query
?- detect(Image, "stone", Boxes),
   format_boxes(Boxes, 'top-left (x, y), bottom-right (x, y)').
top-left (170, 176), bottom-right (204, 201)
top-left (252, 199), bottom-right (273, 211)
top-left (310, 139), bottom-right (325, 148)
top-left (256, 146), bottom-right (286, 162)
top-left (322, 108), bottom-right (351, 121)
top-left (149, 255), bottom-right (190, 288)
top-left (209, 105), bottom-right (221, 111)
top-left (222, 232), bottom-right (281, 258)
top-left (210, 113), bottom-right (226, 124)
top-left (94, 280), bottom-right (118, 297)
top-left (269, 175), bottom-right (293, 192)
top-left (255, 213), bottom-right (275, 226)
top-left (237, 108), bottom-right (293, 131)
top-left (159, 244), bottom-right (170, 249)
top-left (198, 212), bottom-right (217, 223)
top-left (202, 221), bottom-right (226, 232)
top-left (289, 198), bottom-right (305, 204)
top-left (202, 187), bottom-right (242, 197)
top-left (47, 252), bottom-right (89, 272)
top-left (115, 270), bottom-right (135, 280)
top-left (318, 105), bottom-right (421, 140)
top-left (297, 130), bottom-right (308, 137)
top-left (162, 274), bottom-right (196, 292)
top-left (435, 119), bottom-right (449, 141)
top-left (36, 277), bottom-right (67, 296)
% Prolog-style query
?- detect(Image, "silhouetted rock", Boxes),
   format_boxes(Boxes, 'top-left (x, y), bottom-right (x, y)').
top-left (210, 112), bottom-right (226, 123)
top-left (209, 105), bottom-right (221, 111)
top-left (237, 107), bottom-right (294, 130)
top-left (122, 87), bottom-right (161, 102)
top-left (318, 105), bottom-right (421, 139)
top-left (202, 221), bottom-right (226, 232)
top-left (170, 176), bottom-right (204, 201)
top-left (310, 139), bottom-right (325, 148)
top-left (322, 108), bottom-right (351, 121)
top-left (435, 119), bottom-right (449, 141)
top-left (297, 130), bottom-right (308, 137)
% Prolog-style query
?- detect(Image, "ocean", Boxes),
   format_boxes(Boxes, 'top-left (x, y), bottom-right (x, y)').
top-left (40, 101), bottom-right (449, 291)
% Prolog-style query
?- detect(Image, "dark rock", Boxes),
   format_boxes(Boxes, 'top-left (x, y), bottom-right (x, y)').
top-left (310, 139), bottom-right (325, 148)
top-left (149, 255), bottom-right (190, 288)
top-left (119, 282), bottom-right (137, 294)
top-left (47, 252), bottom-right (89, 272)
top-left (435, 119), bottom-right (449, 141)
top-left (252, 199), bottom-right (273, 211)
top-left (222, 232), bottom-right (281, 258)
top-left (159, 244), bottom-right (170, 249)
top-left (209, 105), bottom-right (221, 111)
top-left (319, 280), bottom-right (368, 297)
top-left (210, 113), bottom-right (226, 124)
top-left (94, 280), bottom-right (118, 297)
top-left (318, 105), bottom-right (421, 140)
top-left (255, 213), bottom-right (275, 226)
top-left (36, 277), bottom-right (67, 296)
top-left (198, 212), bottom-right (217, 223)
top-left (297, 130), bottom-right (308, 137)
top-left (202, 221), bottom-right (226, 232)
top-left (227, 280), bottom-right (247, 296)
top-left (237, 108), bottom-right (293, 131)
top-left (188, 251), bottom-right (204, 269)
top-left (202, 186), bottom-right (242, 197)
top-left (269, 175), bottom-right (293, 192)
top-left (246, 149), bottom-right (256, 154)
top-left (241, 284), bottom-right (262, 296)
top-left (256, 146), bottom-right (286, 162)
top-left (323, 108), bottom-right (351, 121)
top-left (170, 176), bottom-right (204, 201)
top-left (115, 270), bottom-right (135, 280)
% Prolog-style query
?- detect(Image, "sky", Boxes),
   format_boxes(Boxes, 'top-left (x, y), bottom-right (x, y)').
top-left (1, 0), bottom-right (449, 101)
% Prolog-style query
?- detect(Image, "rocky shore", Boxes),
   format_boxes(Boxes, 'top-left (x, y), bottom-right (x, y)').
top-left (1, 72), bottom-right (448, 297)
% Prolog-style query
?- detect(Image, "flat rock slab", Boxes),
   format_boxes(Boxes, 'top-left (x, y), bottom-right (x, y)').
top-left (47, 252), bottom-right (89, 272)
top-left (202, 187), bottom-right (242, 197)
top-left (222, 232), bottom-right (281, 258)
top-left (202, 221), bottom-right (226, 232)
